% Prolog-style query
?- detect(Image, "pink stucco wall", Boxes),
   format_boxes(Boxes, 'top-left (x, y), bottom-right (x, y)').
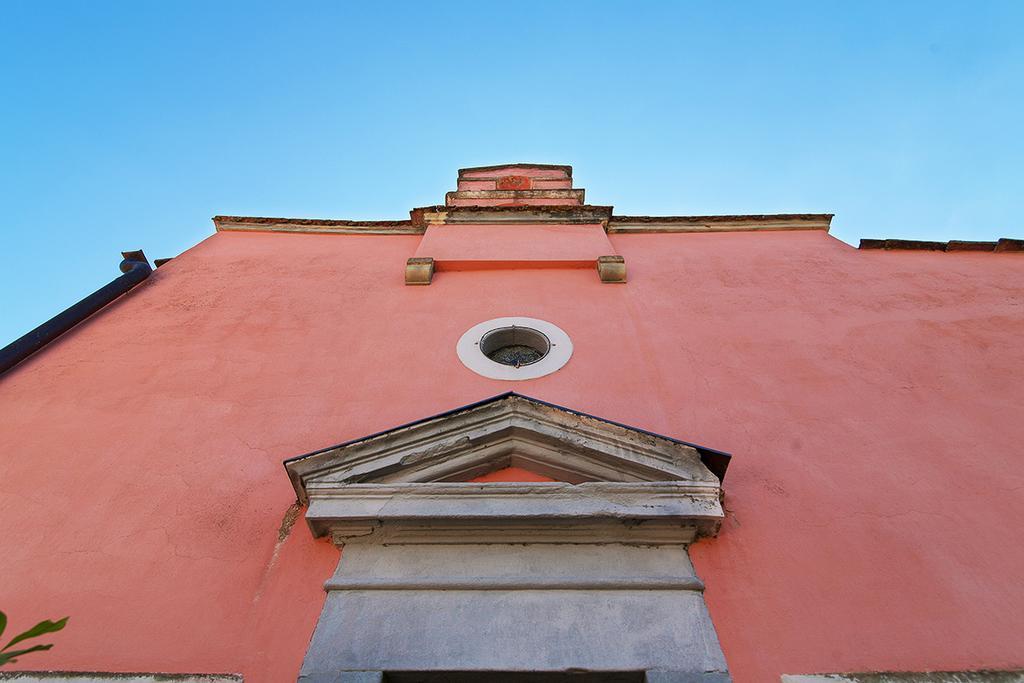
top-left (1, 228), bottom-right (1022, 681)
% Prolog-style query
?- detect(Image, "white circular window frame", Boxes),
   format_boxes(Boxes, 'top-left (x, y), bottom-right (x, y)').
top-left (457, 317), bottom-right (573, 380)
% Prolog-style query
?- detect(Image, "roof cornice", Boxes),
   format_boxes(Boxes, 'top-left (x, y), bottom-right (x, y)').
top-left (213, 211), bottom-right (834, 235)
top-left (213, 215), bottom-right (422, 235)
top-left (608, 213), bottom-right (833, 233)
top-left (859, 237), bottom-right (1023, 253)
top-left (412, 204), bottom-right (614, 225)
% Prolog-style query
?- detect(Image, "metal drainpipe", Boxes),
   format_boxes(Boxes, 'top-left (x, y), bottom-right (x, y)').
top-left (0, 250), bottom-right (153, 377)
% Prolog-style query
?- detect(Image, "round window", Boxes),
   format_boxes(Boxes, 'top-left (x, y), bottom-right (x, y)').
top-left (457, 317), bottom-right (572, 380)
top-left (479, 326), bottom-right (550, 367)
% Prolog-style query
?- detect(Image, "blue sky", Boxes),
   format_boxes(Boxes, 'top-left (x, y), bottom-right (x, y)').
top-left (1, 1), bottom-right (1022, 346)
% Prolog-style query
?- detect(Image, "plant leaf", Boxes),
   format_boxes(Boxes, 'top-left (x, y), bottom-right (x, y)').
top-left (0, 611), bottom-right (6, 640)
top-left (1, 617), bottom-right (68, 652)
top-left (0, 643), bottom-right (54, 665)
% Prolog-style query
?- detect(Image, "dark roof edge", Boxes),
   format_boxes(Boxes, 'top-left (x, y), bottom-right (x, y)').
top-left (213, 215), bottom-right (423, 235)
top-left (282, 391), bottom-right (732, 483)
top-left (1, 251), bottom-right (153, 378)
top-left (214, 215), bottom-right (415, 227)
top-left (609, 213), bottom-right (833, 234)
top-left (612, 213), bottom-right (833, 224)
top-left (860, 238), bottom-right (1024, 253)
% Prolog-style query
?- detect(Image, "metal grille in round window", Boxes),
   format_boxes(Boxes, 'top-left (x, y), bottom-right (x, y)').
top-left (480, 326), bottom-right (550, 367)
top-left (457, 317), bottom-right (572, 380)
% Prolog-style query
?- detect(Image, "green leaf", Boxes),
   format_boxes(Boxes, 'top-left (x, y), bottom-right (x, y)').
top-left (0, 643), bottom-right (53, 666)
top-left (0, 611), bottom-right (6, 640)
top-left (1, 617), bottom-right (68, 652)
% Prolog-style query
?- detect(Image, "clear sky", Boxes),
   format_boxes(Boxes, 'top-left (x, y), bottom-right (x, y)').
top-left (1, 1), bottom-right (1022, 346)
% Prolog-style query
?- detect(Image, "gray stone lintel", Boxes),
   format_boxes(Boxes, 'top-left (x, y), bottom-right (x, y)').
top-left (297, 673), bottom-right (383, 683)
top-left (305, 481), bottom-right (721, 544)
top-left (301, 590), bottom-right (727, 678)
top-left (299, 543), bottom-right (728, 680)
top-left (647, 673), bottom-right (733, 683)
top-left (325, 543), bottom-right (705, 591)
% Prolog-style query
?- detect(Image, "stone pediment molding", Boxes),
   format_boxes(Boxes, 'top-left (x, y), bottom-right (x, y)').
top-left (291, 393), bottom-right (735, 679)
top-left (285, 393), bottom-right (730, 544)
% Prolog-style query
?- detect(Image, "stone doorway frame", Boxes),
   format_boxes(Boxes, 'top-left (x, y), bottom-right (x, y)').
top-left (285, 394), bottom-right (733, 683)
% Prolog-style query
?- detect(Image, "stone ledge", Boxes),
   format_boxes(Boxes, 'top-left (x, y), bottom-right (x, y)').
top-left (608, 214), bottom-right (833, 233)
top-left (781, 672), bottom-right (1024, 683)
top-left (0, 675), bottom-right (241, 683)
top-left (213, 211), bottom-right (839, 235)
top-left (860, 238), bottom-right (1024, 253)
top-left (213, 215), bottom-right (421, 234)
top-left (304, 481), bottom-right (723, 544)
top-left (323, 576), bottom-right (707, 591)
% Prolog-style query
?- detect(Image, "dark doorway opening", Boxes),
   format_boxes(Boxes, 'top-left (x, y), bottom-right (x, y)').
top-left (385, 673), bottom-right (645, 683)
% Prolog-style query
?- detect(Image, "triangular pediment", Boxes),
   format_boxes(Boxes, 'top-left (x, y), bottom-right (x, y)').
top-left (285, 394), bottom-right (729, 543)
top-left (286, 393), bottom-right (728, 503)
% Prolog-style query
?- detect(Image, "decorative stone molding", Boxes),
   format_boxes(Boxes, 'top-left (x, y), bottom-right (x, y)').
top-left (445, 189), bottom-right (586, 206)
top-left (607, 214), bottom-right (833, 233)
top-left (286, 393), bottom-right (729, 490)
top-left (414, 204), bottom-right (614, 226)
top-left (286, 393), bottom-right (726, 541)
top-left (286, 393), bottom-right (732, 682)
top-left (213, 210), bottom-right (834, 236)
top-left (213, 215), bottom-right (422, 235)
top-left (309, 481), bottom-right (721, 545)
top-left (598, 254), bottom-right (628, 283)
top-left (403, 257), bottom-right (434, 285)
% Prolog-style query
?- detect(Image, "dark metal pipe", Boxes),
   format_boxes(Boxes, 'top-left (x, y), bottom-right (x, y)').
top-left (0, 250), bottom-right (152, 377)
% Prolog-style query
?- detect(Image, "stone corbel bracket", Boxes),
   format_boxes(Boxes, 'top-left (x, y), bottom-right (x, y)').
top-left (404, 257), bottom-right (434, 285)
top-left (598, 254), bottom-right (627, 283)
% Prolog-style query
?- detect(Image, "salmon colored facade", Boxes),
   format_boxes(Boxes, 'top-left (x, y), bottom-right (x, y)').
top-left (1, 164), bottom-right (1023, 683)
